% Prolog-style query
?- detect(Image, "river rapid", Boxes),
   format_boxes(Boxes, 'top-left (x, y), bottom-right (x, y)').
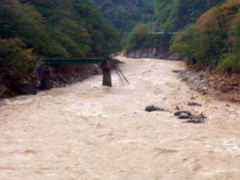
top-left (1, 57), bottom-right (240, 180)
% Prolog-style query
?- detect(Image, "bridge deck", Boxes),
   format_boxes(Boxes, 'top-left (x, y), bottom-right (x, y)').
top-left (41, 58), bottom-right (108, 65)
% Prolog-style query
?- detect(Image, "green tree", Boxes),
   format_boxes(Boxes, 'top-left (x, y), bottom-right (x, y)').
top-left (0, 38), bottom-right (35, 96)
top-left (170, 0), bottom-right (240, 72)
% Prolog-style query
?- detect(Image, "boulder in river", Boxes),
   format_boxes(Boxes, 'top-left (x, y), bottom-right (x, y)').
top-left (184, 118), bottom-right (205, 124)
top-left (188, 102), bottom-right (202, 107)
top-left (175, 110), bottom-right (207, 123)
top-left (174, 110), bottom-right (192, 117)
top-left (179, 112), bottom-right (192, 119)
top-left (145, 105), bottom-right (165, 112)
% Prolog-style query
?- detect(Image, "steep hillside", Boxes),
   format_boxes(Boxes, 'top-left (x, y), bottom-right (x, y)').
top-left (93, 0), bottom-right (155, 35)
top-left (171, 0), bottom-right (240, 72)
top-left (0, 0), bottom-right (120, 97)
top-left (156, 0), bottom-right (225, 31)
top-left (124, 0), bottom-right (225, 56)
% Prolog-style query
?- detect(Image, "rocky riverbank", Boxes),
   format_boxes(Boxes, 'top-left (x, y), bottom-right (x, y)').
top-left (0, 64), bottom-right (101, 99)
top-left (178, 70), bottom-right (240, 103)
top-left (124, 48), bottom-right (183, 60)
top-left (50, 64), bottom-right (101, 88)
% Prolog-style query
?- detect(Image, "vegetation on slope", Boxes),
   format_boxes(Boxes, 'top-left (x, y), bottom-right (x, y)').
top-left (0, 0), bottom-right (121, 97)
top-left (124, 0), bottom-right (225, 54)
top-left (93, 0), bottom-right (155, 36)
top-left (171, 0), bottom-right (240, 72)
top-left (156, 0), bottom-right (225, 32)
top-left (124, 24), bottom-right (171, 53)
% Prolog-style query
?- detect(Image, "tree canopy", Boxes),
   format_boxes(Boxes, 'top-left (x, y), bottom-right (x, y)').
top-left (171, 0), bottom-right (240, 72)
top-left (93, 0), bottom-right (155, 36)
top-left (156, 0), bottom-right (225, 31)
top-left (0, 0), bottom-right (121, 96)
top-left (124, 0), bottom-right (226, 59)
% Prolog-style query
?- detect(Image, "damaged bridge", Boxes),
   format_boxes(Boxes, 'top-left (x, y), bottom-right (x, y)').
top-left (41, 58), bottom-right (108, 65)
top-left (37, 58), bottom-right (112, 90)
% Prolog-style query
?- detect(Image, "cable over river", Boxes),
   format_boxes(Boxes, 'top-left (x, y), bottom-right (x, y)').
top-left (1, 57), bottom-right (240, 180)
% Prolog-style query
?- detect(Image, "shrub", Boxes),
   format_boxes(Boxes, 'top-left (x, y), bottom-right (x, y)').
top-left (170, 0), bottom-right (240, 72)
top-left (0, 37), bottom-right (36, 96)
top-left (219, 53), bottom-right (240, 73)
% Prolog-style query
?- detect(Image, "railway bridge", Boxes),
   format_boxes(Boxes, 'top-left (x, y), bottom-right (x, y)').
top-left (37, 58), bottom-right (112, 90)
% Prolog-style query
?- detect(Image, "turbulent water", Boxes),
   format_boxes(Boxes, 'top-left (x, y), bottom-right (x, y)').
top-left (0, 57), bottom-right (240, 180)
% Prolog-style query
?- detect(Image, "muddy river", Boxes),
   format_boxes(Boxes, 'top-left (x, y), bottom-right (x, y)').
top-left (0, 57), bottom-right (240, 180)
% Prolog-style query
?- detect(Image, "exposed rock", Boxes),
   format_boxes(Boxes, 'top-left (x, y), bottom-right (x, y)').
top-left (175, 105), bottom-right (180, 110)
top-left (93, 64), bottom-right (102, 75)
top-left (184, 118), bottom-right (205, 124)
top-left (172, 70), bottom-right (183, 73)
top-left (178, 112), bottom-right (192, 119)
top-left (145, 105), bottom-right (165, 112)
top-left (11, 81), bottom-right (37, 95)
top-left (188, 102), bottom-right (202, 107)
top-left (51, 64), bottom-right (100, 88)
top-left (40, 77), bottom-right (53, 90)
top-left (174, 110), bottom-right (192, 117)
top-left (174, 110), bottom-right (207, 123)
top-left (124, 48), bottom-right (184, 60)
top-left (178, 69), bottom-right (240, 103)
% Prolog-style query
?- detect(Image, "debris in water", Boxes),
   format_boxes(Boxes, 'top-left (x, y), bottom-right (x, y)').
top-left (188, 102), bottom-right (202, 107)
top-left (174, 110), bottom-right (192, 117)
top-left (179, 112), bottom-right (192, 119)
top-left (172, 70), bottom-right (183, 73)
top-left (175, 105), bottom-right (180, 110)
top-left (175, 110), bottom-right (207, 123)
top-left (184, 118), bottom-right (205, 124)
top-left (145, 105), bottom-right (165, 112)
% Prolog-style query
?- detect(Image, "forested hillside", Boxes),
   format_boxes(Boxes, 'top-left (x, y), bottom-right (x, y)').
top-left (93, 0), bottom-right (155, 35)
top-left (156, 0), bottom-right (225, 32)
top-left (0, 0), bottom-right (120, 97)
top-left (124, 0), bottom-right (225, 55)
top-left (171, 0), bottom-right (240, 72)
top-left (1, 0), bottom-right (120, 58)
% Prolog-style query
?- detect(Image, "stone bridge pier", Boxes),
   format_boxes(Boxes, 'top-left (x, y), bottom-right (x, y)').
top-left (100, 62), bottom-right (112, 87)
top-left (37, 58), bottom-right (113, 90)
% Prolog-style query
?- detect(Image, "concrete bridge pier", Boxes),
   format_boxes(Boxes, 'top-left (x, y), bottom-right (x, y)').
top-left (100, 62), bottom-right (112, 87)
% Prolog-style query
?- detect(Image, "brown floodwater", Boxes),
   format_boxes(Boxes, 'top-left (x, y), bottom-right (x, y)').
top-left (0, 57), bottom-right (240, 180)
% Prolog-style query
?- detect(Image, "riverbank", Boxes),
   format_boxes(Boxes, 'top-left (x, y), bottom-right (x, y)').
top-left (178, 69), bottom-right (240, 104)
top-left (50, 64), bottom-right (101, 88)
top-left (123, 48), bottom-right (183, 60)
top-left (0, 64), bottom-right (100, 99)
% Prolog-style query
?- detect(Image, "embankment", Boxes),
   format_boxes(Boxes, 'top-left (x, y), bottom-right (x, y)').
top-left (124, 48), bottom-right (182, 60)
top-left (179, 70), bottom-right (240, 103)
top-left (50, 64), bottom-right (101, 88)
top-left (0, 64), bottom-right (101, 98)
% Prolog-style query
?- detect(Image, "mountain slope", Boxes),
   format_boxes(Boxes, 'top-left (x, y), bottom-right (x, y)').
top-left (0, 0), bottom-right (120, 97)
top-left (171, 0), bottom-right (240, 72)
top-left (156, 0), bottom-right (225, 31)
top-left (93, 0), bottom-right (155, 35)
top-left (124, 0), bottom-right (226, 56)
